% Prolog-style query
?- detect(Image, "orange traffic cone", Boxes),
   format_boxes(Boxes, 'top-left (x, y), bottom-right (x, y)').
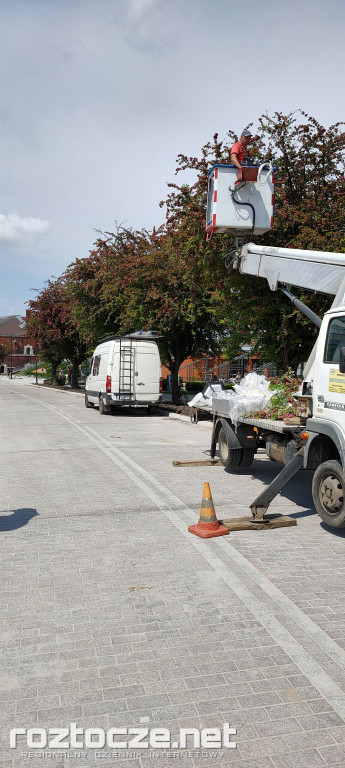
top-left (188, 482), bottom-right (229, 538)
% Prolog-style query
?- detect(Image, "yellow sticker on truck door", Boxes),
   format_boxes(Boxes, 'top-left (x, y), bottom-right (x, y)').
top-left (329, 368), bottom-right (345, 393)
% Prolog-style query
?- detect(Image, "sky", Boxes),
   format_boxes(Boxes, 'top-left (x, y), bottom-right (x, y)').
top-left (1, 0), bottom-right (345, 317)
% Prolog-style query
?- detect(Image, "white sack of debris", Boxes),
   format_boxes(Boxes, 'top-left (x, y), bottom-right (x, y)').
top-left (212, 372), bottom-right (273, 427)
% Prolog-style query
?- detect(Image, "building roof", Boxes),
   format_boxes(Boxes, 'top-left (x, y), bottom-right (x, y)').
top-left (0, 315), bottom-right (27, 337)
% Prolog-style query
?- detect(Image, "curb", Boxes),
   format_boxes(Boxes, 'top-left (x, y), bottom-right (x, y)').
top-left (29, 383), bottom-right (85, 398)
top-left (168, 412), bottom-right (212, 428)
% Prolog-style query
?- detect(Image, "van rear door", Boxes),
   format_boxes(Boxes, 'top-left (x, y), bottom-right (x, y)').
top-left (134, 342), bottom-right (160, 402)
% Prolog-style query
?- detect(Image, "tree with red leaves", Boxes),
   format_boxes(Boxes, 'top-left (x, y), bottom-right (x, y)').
top-left (28, 278), bottom-right (85, 386)
top-left (168, 111), bottom-right (345, 369)
top-left (0, 343), bottom-right (7, 368)
top-left (66, 225), bottom-right (226, 403)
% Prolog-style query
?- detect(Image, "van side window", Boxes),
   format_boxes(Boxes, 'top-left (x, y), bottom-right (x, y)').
top-left (92, 355), bottom-right (101, 376)
top-left (324, 317), bottom-right (345, 363)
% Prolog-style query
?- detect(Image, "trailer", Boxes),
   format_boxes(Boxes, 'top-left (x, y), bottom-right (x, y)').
top-left (205, 165), bottom-right (345, 529)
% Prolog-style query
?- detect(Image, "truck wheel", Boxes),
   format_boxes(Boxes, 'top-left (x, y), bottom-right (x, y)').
top-left (218, 427), bottom-right (242, 468)
top-left (312, 460), bottom-right (345, 528)
top-left (85, 393), bottom-right (93, 408)
top-left (99, 396), bottom-right (109, 415)
top-left (239, 448), bottom-right (256, 467)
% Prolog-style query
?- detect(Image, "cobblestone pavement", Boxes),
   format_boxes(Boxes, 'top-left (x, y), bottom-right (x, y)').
top-left (1, 377), bottom-right (345, 768)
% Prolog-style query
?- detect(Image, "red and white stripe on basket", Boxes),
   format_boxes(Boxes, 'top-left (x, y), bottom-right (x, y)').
top-left (212, 168), bottom-right (218, 229)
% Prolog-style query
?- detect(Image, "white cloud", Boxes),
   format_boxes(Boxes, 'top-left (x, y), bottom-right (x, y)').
top-left (0, 214), bottom-right (52, 246)
top-left (120, 0), bottom-right (169, 52)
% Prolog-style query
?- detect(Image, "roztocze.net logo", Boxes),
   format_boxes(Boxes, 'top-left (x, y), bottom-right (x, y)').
top-left (10, 723), bottom-right (237, 750)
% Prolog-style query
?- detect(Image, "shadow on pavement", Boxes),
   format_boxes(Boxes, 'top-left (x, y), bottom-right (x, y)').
top-left (287, 508), bottom-right (315, 519)
top-left (320, 522), bottom-right (345, 537)
top-left (0, 508), bottom-right (39, 531)
top-left (94, 407), bottom-right (157, 418)
top-left (223, 455), bottom-right (316, 518)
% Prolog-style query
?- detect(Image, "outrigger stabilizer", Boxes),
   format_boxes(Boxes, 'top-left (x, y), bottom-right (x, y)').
top-left (249, 449), bottom-right (304, 522)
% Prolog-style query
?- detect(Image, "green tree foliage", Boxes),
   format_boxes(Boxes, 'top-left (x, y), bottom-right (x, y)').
top-left (27, 278), bottom-right (85, 386)
top-left (68, 225), bottom-right (227, 403)
top-left (0, 343), bottom-right (7, 367)
top-left (64, 241), bottom-right (119, 346)
top-left (169, 111), bottom-right (345, 369)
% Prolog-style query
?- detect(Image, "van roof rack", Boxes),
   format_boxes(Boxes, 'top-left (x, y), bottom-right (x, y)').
top-left (126, 330), bottom-right (160, 339)
top-left (97, 331), bottom-right (160, 344)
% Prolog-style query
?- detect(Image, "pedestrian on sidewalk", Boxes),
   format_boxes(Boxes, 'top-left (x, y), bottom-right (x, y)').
top-left (58, 368), bottom-right (65, 385)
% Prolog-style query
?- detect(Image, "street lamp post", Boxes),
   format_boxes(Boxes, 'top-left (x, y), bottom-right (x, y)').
top-left (10, 335), bottom-right (13, 379)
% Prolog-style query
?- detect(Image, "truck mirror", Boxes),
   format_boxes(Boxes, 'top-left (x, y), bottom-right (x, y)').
top-left (339, 347), bottom-right (345, 373)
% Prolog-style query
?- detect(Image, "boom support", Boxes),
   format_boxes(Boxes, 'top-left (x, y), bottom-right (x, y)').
top-left (235, 243), bottom-right (345, 379)
top-left (235, 243), bottom-right (345, 299)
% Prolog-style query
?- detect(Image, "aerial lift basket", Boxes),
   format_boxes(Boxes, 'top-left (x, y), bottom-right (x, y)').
top-left (206, 163), bottom-right (275, 239)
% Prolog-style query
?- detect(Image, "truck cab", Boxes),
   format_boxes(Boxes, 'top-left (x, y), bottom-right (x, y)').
top-left (298, 308), bottom-right (345, 490)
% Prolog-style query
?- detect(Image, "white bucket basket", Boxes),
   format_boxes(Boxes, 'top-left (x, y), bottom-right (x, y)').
top-left (206, 164), bottom-right (275, 238)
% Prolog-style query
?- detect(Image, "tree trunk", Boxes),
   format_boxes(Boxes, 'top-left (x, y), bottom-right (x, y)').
top-left (72, 361), bottom-right (79, 389)
top-left (171, 358), bottom-right (181, 405)
top-left (51, 361), bottom-right (57, 381)
top-left (280, 346), bottom-right (290, 371)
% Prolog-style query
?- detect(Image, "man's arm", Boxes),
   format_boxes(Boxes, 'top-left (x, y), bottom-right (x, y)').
top-left (230, 153), bottom-right (241, 169)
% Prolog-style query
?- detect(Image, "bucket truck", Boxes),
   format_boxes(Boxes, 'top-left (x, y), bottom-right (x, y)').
top-left (205, 163), bottom-right (345, 529)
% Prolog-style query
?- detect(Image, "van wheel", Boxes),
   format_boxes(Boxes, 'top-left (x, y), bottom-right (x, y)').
top-left (312, 460), bottom-right (345, 528)
top-left (218, 427), bottom-right (242, 468)
top-left (85, 393), bottom-right (93, 408)
top-left (99, 396), bottom-right (109, 415)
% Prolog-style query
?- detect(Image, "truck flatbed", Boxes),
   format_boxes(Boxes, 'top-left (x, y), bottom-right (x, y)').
top-left (239, 416), bottom-right (296, 433)
top-left (210, 396), bottom-right (298, 434)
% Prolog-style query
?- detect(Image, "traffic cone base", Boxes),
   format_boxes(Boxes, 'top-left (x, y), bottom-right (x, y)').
top-left (188, 520), bottom-right (229, 538)
top-left (188, 482), bottom-right (229, 538)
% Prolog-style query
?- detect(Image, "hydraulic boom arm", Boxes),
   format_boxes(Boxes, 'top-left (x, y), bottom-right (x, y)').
top-left (234, 242), bottom-right (345, 379)
top-left (235, 243), bottom-right (345, 302)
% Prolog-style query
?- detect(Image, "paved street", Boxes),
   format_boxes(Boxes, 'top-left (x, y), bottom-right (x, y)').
top-left (1, 376), bottom-right (345, 768)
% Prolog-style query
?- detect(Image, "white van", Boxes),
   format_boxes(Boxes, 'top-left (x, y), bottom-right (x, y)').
top-left (85, 334), bottom-right (162, 414)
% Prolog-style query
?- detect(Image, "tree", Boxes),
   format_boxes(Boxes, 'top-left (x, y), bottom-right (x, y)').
top-left (85, 225), bottom-right (227, 403)
top-left (64, 242), bottom-right (120, 346)
top-left (27, 278), bottom-right (85, 386)
top-left (0, 343), bottom-right (7, 368)
top-left (168, 112), bottom-right (345, 370)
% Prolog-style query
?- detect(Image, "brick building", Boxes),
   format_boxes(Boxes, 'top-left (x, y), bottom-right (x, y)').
top-left (0, 312), bottom-right (38, 374)
top-left (161, 351), bottom-right (261, 384)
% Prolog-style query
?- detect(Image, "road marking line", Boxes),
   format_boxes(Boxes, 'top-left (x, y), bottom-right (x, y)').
top-left (14, 390), bottom-right (345, 721)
